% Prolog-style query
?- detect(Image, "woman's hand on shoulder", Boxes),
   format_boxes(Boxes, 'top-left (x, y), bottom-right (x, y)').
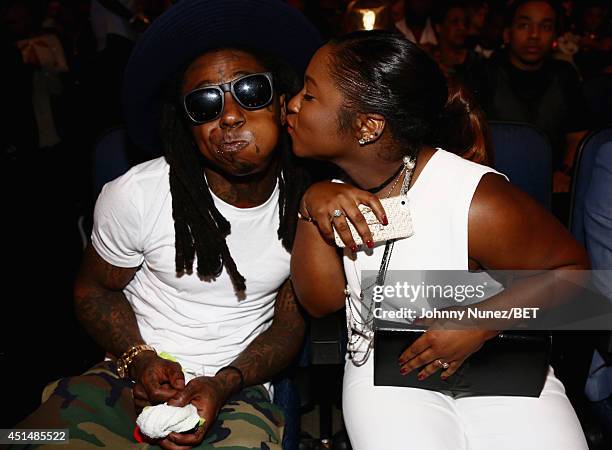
top-left (300, 181), bottom-right (386, 251)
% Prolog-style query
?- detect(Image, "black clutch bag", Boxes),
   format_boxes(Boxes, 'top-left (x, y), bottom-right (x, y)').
top-left (373, 324), bottom-right (551, 398)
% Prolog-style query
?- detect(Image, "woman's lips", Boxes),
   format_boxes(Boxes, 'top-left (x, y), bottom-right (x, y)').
top-left (286, 120), bottom-right (295, 134)
top-left (217, 140), bottom-right (249, 153)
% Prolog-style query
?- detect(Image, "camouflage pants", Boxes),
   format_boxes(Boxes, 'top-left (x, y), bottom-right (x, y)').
top-left (14, 362), bottom-right (284, 449)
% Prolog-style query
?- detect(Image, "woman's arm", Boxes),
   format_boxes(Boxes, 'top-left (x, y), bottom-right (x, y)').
top-left (460, 173), bottom-right (590, 325)
top-left (469, 173), bottom-right (588, 270)
top-left (299, 181), bottom-right (387, 251)
top-left (399, 173), bottom-right (590, 380)
top-left (291, 219), bottom-right (346, 318)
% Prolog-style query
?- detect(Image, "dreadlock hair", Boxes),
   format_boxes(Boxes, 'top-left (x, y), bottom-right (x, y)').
top-left (159, 46), bottom-right (311, 292)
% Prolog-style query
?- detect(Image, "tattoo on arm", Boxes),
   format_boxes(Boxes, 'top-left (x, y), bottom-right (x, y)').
top-left (229, 278), bottom-right (305, 387)
top-left (74, 245), bottom-right (145, 358)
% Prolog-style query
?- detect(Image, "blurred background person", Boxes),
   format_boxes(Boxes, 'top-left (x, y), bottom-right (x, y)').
top-left (467, 0), bottom-right (588, 222)
top-left (478, 4), bottom-right (506, 56)
top-left (573, 0), bottom-right (612, 80)
top-left (87, 0), bottom-right (151, 132)
top-left (1, 0), bottom-right (39, 163)
top-left (465, 0), bottom-right (490, 55)
top-left (577, 0), bottom-right (611, 53)
top-left (90, 0), bottom-right (149, 52)
top-left (431, 0), bottom-right (482, 80)
top-left (394, 0), bottom-right (437, 50)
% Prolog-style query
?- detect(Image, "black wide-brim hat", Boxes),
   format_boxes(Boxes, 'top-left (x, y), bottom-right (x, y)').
top-left (123, 0), bottom-right (322, 154)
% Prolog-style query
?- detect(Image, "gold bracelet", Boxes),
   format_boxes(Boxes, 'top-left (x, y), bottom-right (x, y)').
top-left (116, 344), bottom-right (156, 379)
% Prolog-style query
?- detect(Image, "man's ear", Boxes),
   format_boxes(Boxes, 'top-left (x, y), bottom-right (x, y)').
top-left (279, 94), bottom-right (287, 125)
top-left (353, 112), bottom-right (386, 144)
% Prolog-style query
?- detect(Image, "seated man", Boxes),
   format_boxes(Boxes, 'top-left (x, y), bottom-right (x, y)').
top-left (15, 0), bottom-right (321, 448)
top-left (468, 0), bottom-right (589, 195)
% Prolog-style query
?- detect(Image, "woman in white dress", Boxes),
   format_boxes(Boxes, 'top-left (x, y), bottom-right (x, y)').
top-left (288, 30), bottom-right (589, 450)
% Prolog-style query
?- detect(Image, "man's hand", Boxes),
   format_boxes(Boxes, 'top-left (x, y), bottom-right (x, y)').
top-left (156, 373), bottom-right (237, 449)
top-left (131, 352), bottom-right (185, 412)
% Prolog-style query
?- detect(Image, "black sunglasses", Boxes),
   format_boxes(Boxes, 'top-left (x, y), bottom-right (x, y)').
top-left (183, 72), bottom-right (274, 124)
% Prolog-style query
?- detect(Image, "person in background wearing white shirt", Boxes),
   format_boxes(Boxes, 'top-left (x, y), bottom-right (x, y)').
top-left (394, 0), bottom-right (438, 50)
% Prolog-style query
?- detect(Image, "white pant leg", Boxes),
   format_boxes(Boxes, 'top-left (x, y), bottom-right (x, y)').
top-left (342, 356), bottom-right (468, 450)
top-left (456, 367), bottom-right (588, 450)
top-left (342, 356), bottom-right (587, 450)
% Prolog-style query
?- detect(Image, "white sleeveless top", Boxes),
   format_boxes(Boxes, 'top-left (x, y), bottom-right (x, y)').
top-left (343, 149), bottom-right (505, 355)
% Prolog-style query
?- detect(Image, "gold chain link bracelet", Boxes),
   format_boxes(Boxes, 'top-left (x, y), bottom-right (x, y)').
top-left (116, 344), bottom-right (156, 379)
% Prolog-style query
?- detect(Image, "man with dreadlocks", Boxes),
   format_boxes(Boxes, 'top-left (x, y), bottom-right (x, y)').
top-left (14, 1), bottom-right (324, 448)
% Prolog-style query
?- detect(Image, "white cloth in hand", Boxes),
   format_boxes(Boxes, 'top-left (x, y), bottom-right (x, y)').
top-left (136, 403), bottom-right (200, 439)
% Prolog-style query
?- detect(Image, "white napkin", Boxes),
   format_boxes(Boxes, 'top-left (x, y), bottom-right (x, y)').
top-left (136, 403), bottom-right (201, 439)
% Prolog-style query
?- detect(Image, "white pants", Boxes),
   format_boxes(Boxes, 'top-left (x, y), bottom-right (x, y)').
top-left (342, 354), bottom-right (588, 450)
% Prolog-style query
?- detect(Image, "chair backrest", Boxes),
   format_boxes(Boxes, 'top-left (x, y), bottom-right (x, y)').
top-left (489, 121), bottom-right (552, 210)
top-left (92, 127), bottom-right (134, 198)
top-left (582, 75), bottom-right (612, 129)
top-left (569, 127), bottom-right (612, 245)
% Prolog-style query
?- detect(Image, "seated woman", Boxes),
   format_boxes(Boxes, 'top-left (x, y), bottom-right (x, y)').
top-left (288, 30), bottom-right (589, 450)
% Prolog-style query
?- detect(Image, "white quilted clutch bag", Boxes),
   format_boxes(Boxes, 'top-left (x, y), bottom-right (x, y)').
top-left (334, 195), bottom-right (414, 247)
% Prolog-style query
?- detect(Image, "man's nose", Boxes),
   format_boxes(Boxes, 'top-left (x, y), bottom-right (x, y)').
top-left (528, 24), bottom-right (540, 39)
top-left (219, 93), bottom-right (246, 129)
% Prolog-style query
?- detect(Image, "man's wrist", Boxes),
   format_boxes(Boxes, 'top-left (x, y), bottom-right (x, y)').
top-left (214, 366), bottom-right (244, 397)
top-left (128, 349), bottom-right (158, 380)
top-left (116, 344), bottom-right (156, 379)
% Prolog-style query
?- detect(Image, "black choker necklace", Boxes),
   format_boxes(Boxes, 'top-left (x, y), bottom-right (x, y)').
top-left (363, 163), bottom-right (405, 194)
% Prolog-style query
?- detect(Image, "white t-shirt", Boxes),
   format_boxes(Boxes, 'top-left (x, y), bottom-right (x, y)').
top-left (92, 157), bottom-right (290, 381)
top-left (90, 0), bottom-right (138, 51)
top-left (395, 18), bottom-right (438, 46)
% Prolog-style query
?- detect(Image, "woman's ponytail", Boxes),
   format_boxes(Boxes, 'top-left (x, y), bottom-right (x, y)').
top-left (438, 83), bottom-right (493, 166)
